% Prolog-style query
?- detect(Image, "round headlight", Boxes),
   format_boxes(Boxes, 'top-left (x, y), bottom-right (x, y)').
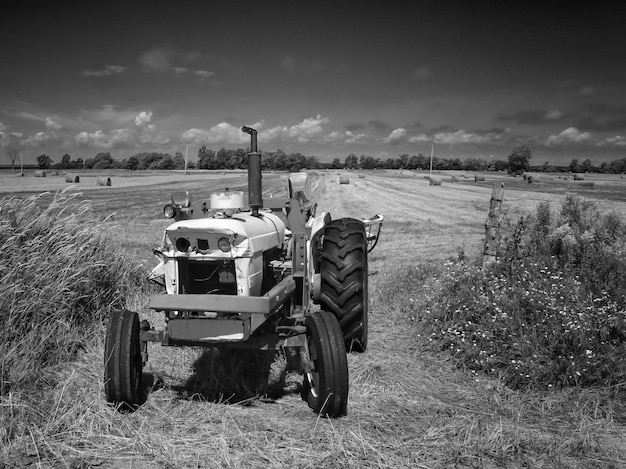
top-left (176, 237), bottom-right (190, 252)
top-left (218, 237), bottom-right (231, 252)
top-left (163, 204), bottom-right (176, 219)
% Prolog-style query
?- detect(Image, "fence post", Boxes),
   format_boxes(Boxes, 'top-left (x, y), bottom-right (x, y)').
top-left (482, 182), bottom-right (504, 268)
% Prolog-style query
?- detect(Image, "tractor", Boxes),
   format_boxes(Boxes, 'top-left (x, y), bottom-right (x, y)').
top-left (104, 126), bottom-right (383, 417)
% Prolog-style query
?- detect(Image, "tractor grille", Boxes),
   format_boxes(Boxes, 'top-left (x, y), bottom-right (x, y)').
top-left (177, 258), bottom-right (237, 295)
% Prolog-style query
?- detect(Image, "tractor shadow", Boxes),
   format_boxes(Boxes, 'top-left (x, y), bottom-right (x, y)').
top-left (172, 348), bottom-right (303, 405)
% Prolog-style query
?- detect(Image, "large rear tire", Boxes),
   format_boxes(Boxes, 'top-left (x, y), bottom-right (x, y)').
top-left (319, 218), bottom-right (368, 352)
top-left (104, 309), bottom-right (143, 410)
top-left (302, 310), bottom-right (348, 417)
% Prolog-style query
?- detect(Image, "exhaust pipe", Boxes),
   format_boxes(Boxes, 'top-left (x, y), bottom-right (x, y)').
top-left (242, 126), bottom-right (263, 216)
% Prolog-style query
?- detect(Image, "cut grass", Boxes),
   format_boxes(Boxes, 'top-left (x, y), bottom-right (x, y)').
top-left (1, 172), bottom-right (626, 467)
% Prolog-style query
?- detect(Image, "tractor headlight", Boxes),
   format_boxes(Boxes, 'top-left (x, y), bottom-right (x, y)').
top-left (163, 204), bottom-right (176, 219)
top-left (176, 237), bottom-right (191, 252)
top-left (218, 237), bottom-right (231, 252)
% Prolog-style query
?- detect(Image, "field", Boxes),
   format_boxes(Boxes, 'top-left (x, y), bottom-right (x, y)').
top-left (1, 169), bottom-right (626, 468)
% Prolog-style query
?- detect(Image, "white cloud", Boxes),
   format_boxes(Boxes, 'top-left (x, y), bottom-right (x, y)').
top-left (382, 128), bottom-right (407, 144)
top-left (602, 135), bottom-right (626, 146)
top-left (433, 129), bottom-right (498, 144)
top-left (323, 130), bottom-right (369, 144)
top-left (411, 65), bottom-right (432, 81)
top-left (345, 131), bottom-right (369, 144)
top-left (408, 134), bottom-right (431, 143)
top-left (45, 117), bottom-right (62, 130)
top-left (546, 127), bottom-right (592, 145)
top-left (193, 70), bottom-right (215, 80)
top-left (134, 111), bottom-right (152, 127)
top-left (83, 64), bottom-right (126, 77)
top-left (265, 115), bottom-right (330, 143)
top-left (181, 123), bottom-right (251, 146)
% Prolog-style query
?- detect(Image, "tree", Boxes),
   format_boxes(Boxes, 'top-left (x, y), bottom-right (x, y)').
top-left (568, 158), bottom-right (580, 173)
top-left (61, 153), bottom-right (71, 169)
top-left (344, 154), bottom-right (358, 169)
top-left (330, 158), bottom-right (342, 169)
top-left (507, 146), bottom-right (532, 174)
top-left (3, 134), bottom-right (22, 172)
top-left (36, 154), bottom-right (53, 169)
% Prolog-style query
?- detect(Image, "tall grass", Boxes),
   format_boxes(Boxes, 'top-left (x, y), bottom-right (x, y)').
top-left (412, 194), bottom-right (626, 390)
top-left (0, 192), bottom-right (145, 444)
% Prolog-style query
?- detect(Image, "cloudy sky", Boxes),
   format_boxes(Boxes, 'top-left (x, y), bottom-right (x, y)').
top-left (1, 1), bottom-right (626, 166)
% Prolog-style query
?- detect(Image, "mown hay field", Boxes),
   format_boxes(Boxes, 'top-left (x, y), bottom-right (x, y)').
top-left (1, 169), bottom-right (626, 468)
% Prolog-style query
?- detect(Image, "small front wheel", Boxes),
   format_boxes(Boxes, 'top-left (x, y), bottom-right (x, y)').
top-left (104, 309), bottom-right (143, 410)
top-left (302, 310), bottom-right (348, 417)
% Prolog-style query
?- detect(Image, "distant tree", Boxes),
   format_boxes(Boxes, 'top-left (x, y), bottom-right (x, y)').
top-left (158, 154), bottom-right (175, 170)
top-left (344, 154), bottom-right (358, 169)
top-left (507, 146), bottom-right (532, 174)
top-left (568, 158), bottom-right (580, 173)
top-left (330, 158), bottom-right (342, 169)
top-left (173, 152), bottom-right (186, 170)
top-left (36, 154), bottom-right (53, 169)
top-left (61, 153), bottom-right (71, 169)
top-left (4, 134), bottom-right (22, 172)
top-left (579, 158), bottom-right (593, 173)
top-left (125, 155), bottom-right (139, 170)
top-left (492, 159), bottom-right (509, 171)
top-left (92, 152), bottom-right (118, 169)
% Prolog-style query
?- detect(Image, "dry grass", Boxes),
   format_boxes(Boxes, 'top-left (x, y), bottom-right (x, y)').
top-left (1, 170), bottom-right (626, 467)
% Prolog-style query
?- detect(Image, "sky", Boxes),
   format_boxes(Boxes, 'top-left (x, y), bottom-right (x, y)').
top-left (1, 1), bottom-right (626, 167)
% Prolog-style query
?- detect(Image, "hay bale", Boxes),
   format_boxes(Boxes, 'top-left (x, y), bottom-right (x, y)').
top-left (527, 176), bottom-right (534, 183)
top-left (339, 176), bottom-right (350, 184)
top-left (450, 176), bottom-right (460, 183)
top-left (34, 170), bottom-right (47, 177)
top-left (65, 174), bottom-right (80, 183)
top-left (358, 174), bottom-right (365, 179)
top-left (429, 177), bottom-right (442, 186)
top-left (96, 176), bottom-right (112, 186)
top-left (573, 174), bottom-right (585, 181)
top-left (474, 175), bottom-right (485, 182)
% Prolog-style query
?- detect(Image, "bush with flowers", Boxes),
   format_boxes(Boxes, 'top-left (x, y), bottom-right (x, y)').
top-left (413, 194), bottom-right (626, 390)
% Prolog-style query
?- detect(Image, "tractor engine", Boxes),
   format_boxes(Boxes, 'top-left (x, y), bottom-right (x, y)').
top-left (150, 190), bottom-right (286, 299)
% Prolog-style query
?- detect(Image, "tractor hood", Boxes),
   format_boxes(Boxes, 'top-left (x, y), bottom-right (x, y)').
top-left (163, 212), bottom-right (286, 258)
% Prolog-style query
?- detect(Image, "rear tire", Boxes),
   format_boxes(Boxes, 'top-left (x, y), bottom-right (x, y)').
top-left (302, 310), bottom-right (348, 417)
top-left (319, 218), bottom-right (368, 352)
top-left (104, 309), bottom-right (143, 410)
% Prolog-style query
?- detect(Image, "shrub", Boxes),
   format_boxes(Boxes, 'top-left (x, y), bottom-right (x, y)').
top-left (413, 194), bottom-right (626, 390)
top-left (0, 192), bottom-right (146, 393)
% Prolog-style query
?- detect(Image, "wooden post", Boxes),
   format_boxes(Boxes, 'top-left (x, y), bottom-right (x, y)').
top-left (482, 182), bottom-right (504, 268)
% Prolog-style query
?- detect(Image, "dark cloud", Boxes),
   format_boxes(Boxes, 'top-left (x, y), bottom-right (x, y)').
top-left (575, 103), bottom-right (626, 132)
top-left (496, 109), bottom-right (553, 125)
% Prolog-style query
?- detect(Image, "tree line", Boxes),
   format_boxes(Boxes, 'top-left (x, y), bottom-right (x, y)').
top-left (31, 145), bottom-right (626, 174)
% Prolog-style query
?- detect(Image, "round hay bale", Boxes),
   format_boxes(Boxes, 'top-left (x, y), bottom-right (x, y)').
top-left (96, 176), bottom-right (112, 186)
top-left (474, 175), bottom-right (485, 182)
top-left (429, 177), bottom-right (442, 186)
top-left (527, 176), bottom-right (534, 183)
top-left (450, 176), bottom-right (460, 182)
top-left (34, 170), bottom-right (47, 177)
top-left (339, 176), bottom-right (350, 184)
top-left (573, 174), bottom-right (585, 181)
top-left (65, 174), bottom-right (80, 183)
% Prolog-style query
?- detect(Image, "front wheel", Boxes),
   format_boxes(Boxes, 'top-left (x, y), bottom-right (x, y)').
top-left (104, 309), bottom-right (143, 410)
top-left (302, 310), bottom-right (349, 417)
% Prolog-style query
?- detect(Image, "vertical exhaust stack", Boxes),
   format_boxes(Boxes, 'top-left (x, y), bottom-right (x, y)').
top-left (242, 126), bottom-right (263, 216)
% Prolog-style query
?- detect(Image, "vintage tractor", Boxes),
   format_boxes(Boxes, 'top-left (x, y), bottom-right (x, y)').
top-left (104, 126), bottom-right (383, 417)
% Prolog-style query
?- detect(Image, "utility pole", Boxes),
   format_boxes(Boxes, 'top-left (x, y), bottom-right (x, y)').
top-left (185, 144), bottom-right (188, 174)
top-left (429, 143), bottom-right (434, 176)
